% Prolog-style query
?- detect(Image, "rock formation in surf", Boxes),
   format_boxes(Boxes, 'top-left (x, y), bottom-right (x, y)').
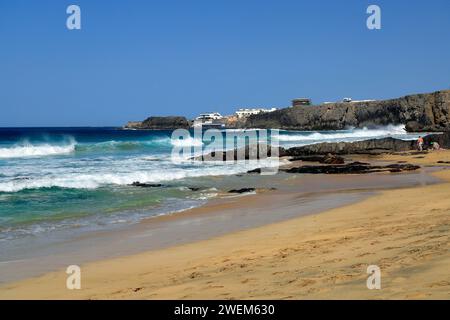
top-left (124, 116), bottom-right (190, 130)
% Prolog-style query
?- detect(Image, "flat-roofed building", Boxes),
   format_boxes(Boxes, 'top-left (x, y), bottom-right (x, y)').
top-left (193, 112), bottom-right (225, 128)
top-left (235, 108), bottom-right (277, 119)
top-left (195, 112), bottom-right (223, 121)
top-left (292, 98), bottom-right (311, 107)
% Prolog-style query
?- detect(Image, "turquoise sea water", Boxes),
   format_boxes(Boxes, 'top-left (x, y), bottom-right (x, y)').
top-left (0, 126), bottom-right (420, 241)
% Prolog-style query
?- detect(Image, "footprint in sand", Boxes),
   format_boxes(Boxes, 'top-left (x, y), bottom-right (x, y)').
top-left (428, 281), bottom-right (450, 288)
top-left (189, 271), bottom-right (202, 279)
top-left (356, 252), bottom-right (373, 257)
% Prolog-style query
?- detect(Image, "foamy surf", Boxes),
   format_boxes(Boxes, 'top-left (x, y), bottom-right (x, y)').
top-left (0, 143), bottom-right (76, 159)
top-left (171, 136), bottom-right (204, 147)
top-left (278, 125), bottom-right (411, 142)
top-left (0, 126), bottom-right (424, 243)
top-left (0, 158), bottom-right (281, 193)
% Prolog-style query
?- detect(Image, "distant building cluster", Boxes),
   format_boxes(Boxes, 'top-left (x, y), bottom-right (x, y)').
top-left (193, 112), bottom-right (225, 128)
top-left (192, 95), bottom-right (376, 128)
top-left (324, 98), bottom-right (376, 104)
top-left (292, 98), bottom-right (311, 107)
top-left (235, 108), bottom-right (277, 119)
top-left (195, 112), bottom-right (223, 121)
top-left (193, 108), bottom-right (278, 128)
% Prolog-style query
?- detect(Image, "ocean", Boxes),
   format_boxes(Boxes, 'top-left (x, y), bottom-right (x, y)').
top-left (0, 125), bottom-right (419, 242)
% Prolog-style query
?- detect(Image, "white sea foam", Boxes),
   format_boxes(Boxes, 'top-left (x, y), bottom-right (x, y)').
top-left (0, 142), bottom-right (76, 159)
top-left (0, 125), bottom-right (418, 193)
top-left (171, 136), bottom-right (203, 147)
top-left (277, 125), bottom-right (410, 142)
top-left (0, 159), bottom-right (280, 192)
top-left (0, 137), bottom-right (172, 159)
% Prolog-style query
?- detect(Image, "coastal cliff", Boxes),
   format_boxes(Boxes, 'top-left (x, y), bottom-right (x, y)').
top-left (285, 137), bottom-right (416, 156)
top-left (244, 90), bottom-right (450, 132)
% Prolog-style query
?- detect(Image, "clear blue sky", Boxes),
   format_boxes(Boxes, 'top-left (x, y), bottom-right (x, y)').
top-left (0, 0), bottom-right (449, 127)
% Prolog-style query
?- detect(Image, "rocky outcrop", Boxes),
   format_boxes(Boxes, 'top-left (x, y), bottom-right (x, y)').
top-left (290, 154), bottom-right (345, 164)
top-left (124, 116), bottom-right (190, 130)
top-left (193, 133), bottom-right (448, 163)
top-left (192, 144), bottom-right (287, 161)
top-left (285, 132), bottom-right (450, 156)
top-left (124, 121), bottom-right (144, 129)
top-left (283, 162), bottom-right (420, 174)
top-left (228, 188), bottom-right (256, 194)
top-left (286, 137), bottom-right (417, 156)
top-left (422, 131), bottom-right (450, 148)
top-left (130, 182), bottom-right (163, 188)
top-left (244, 90), bottom-right (450, 132)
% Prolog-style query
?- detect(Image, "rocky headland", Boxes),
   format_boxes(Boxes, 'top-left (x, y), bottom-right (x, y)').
top-left (124, 116), bottom-right (190, 130)
top-left (244, 90), bottom-right (450, 132)
top-left (124, 90), bottom-right (450, 132)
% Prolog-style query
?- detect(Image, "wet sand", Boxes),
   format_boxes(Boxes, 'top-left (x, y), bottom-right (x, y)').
top-left (1, 150), bottom-right (449, 299)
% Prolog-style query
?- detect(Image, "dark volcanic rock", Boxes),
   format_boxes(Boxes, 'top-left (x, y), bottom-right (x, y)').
top-left (290, 153), bottom-right (345, 164)
top-left (283, 163), bottom-right (420, 174)
top-left (131, 182), bottom-right (163, 188)
top-left (123, 121), bottom-right (144, 129)
top-left (244, 90), bottom-right (450, 132)
top-left (290, 155), bottom-right (325, 162)
top-left (384, 164), bottom-right (421, 171)
top-left (286, 137), bottom-right (416, 156)
top-left (322, 154), bottom-right (345, 164)
top-left (126, 116), bottom-right (190, 130)
top-left (247, 168), bottom-right (262, 174)
top-left (193, 144), bottom-right (287, 161)
top-left (393, 151), bottom-right (428, 155)
top-left (422, 131), bottom-right (450, 148)
top-left (228, 188), bottom-right (256, 194)
top-left (142, 116), bottom-right (190, 129)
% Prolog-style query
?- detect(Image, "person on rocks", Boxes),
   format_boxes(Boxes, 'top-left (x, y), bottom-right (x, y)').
top-left (431, 142), bottom-right (441, 151)
top-left (417, 136), bottom-right (424, 151)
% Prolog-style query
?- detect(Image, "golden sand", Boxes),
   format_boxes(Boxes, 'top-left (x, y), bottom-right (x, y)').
top-left (1, 151), bottom-right (449, 299)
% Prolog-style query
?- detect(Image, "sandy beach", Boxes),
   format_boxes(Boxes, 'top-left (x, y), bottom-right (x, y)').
top-left (2, 0), bottom-right (450, 305)
top-left (1, 150), bottom-right (449, 299)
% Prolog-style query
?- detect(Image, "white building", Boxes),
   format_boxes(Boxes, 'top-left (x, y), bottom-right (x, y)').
top-left (342, 98), bottom-right (376, 103)
top-left (193, 112), bottom-right (225, 128)
top-left (195, 112), bottom-right (223, 121)
top-left (351, 99), bottom-right (376, 103)
top-left (235, 108), bottom-right (277, 119)
top-left (323, 99), bottom-right (376, 105)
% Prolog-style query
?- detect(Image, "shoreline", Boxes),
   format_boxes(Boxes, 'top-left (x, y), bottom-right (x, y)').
top-left (0, 177), bottom-right (377, 284)
top-left (0, 151), bottom-right (449, 298)
top-left (0, 155), bottom-right (443, 285)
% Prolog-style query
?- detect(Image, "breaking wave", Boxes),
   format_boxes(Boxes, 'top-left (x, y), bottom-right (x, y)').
top-left (0, 159), bottom-right (281, 193)
top-left (75, 139), bottom-right (170, 152)
top-left (278, 125), bottom-right (409, 142)
top-left (0, 142), bottom-right (76, 159)
top-left (170, 136), bottom-right (204, 147)
top-left (0, 137), bottom-right (174, 158)
top-left (75, 137), bottom-right (203, 152)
